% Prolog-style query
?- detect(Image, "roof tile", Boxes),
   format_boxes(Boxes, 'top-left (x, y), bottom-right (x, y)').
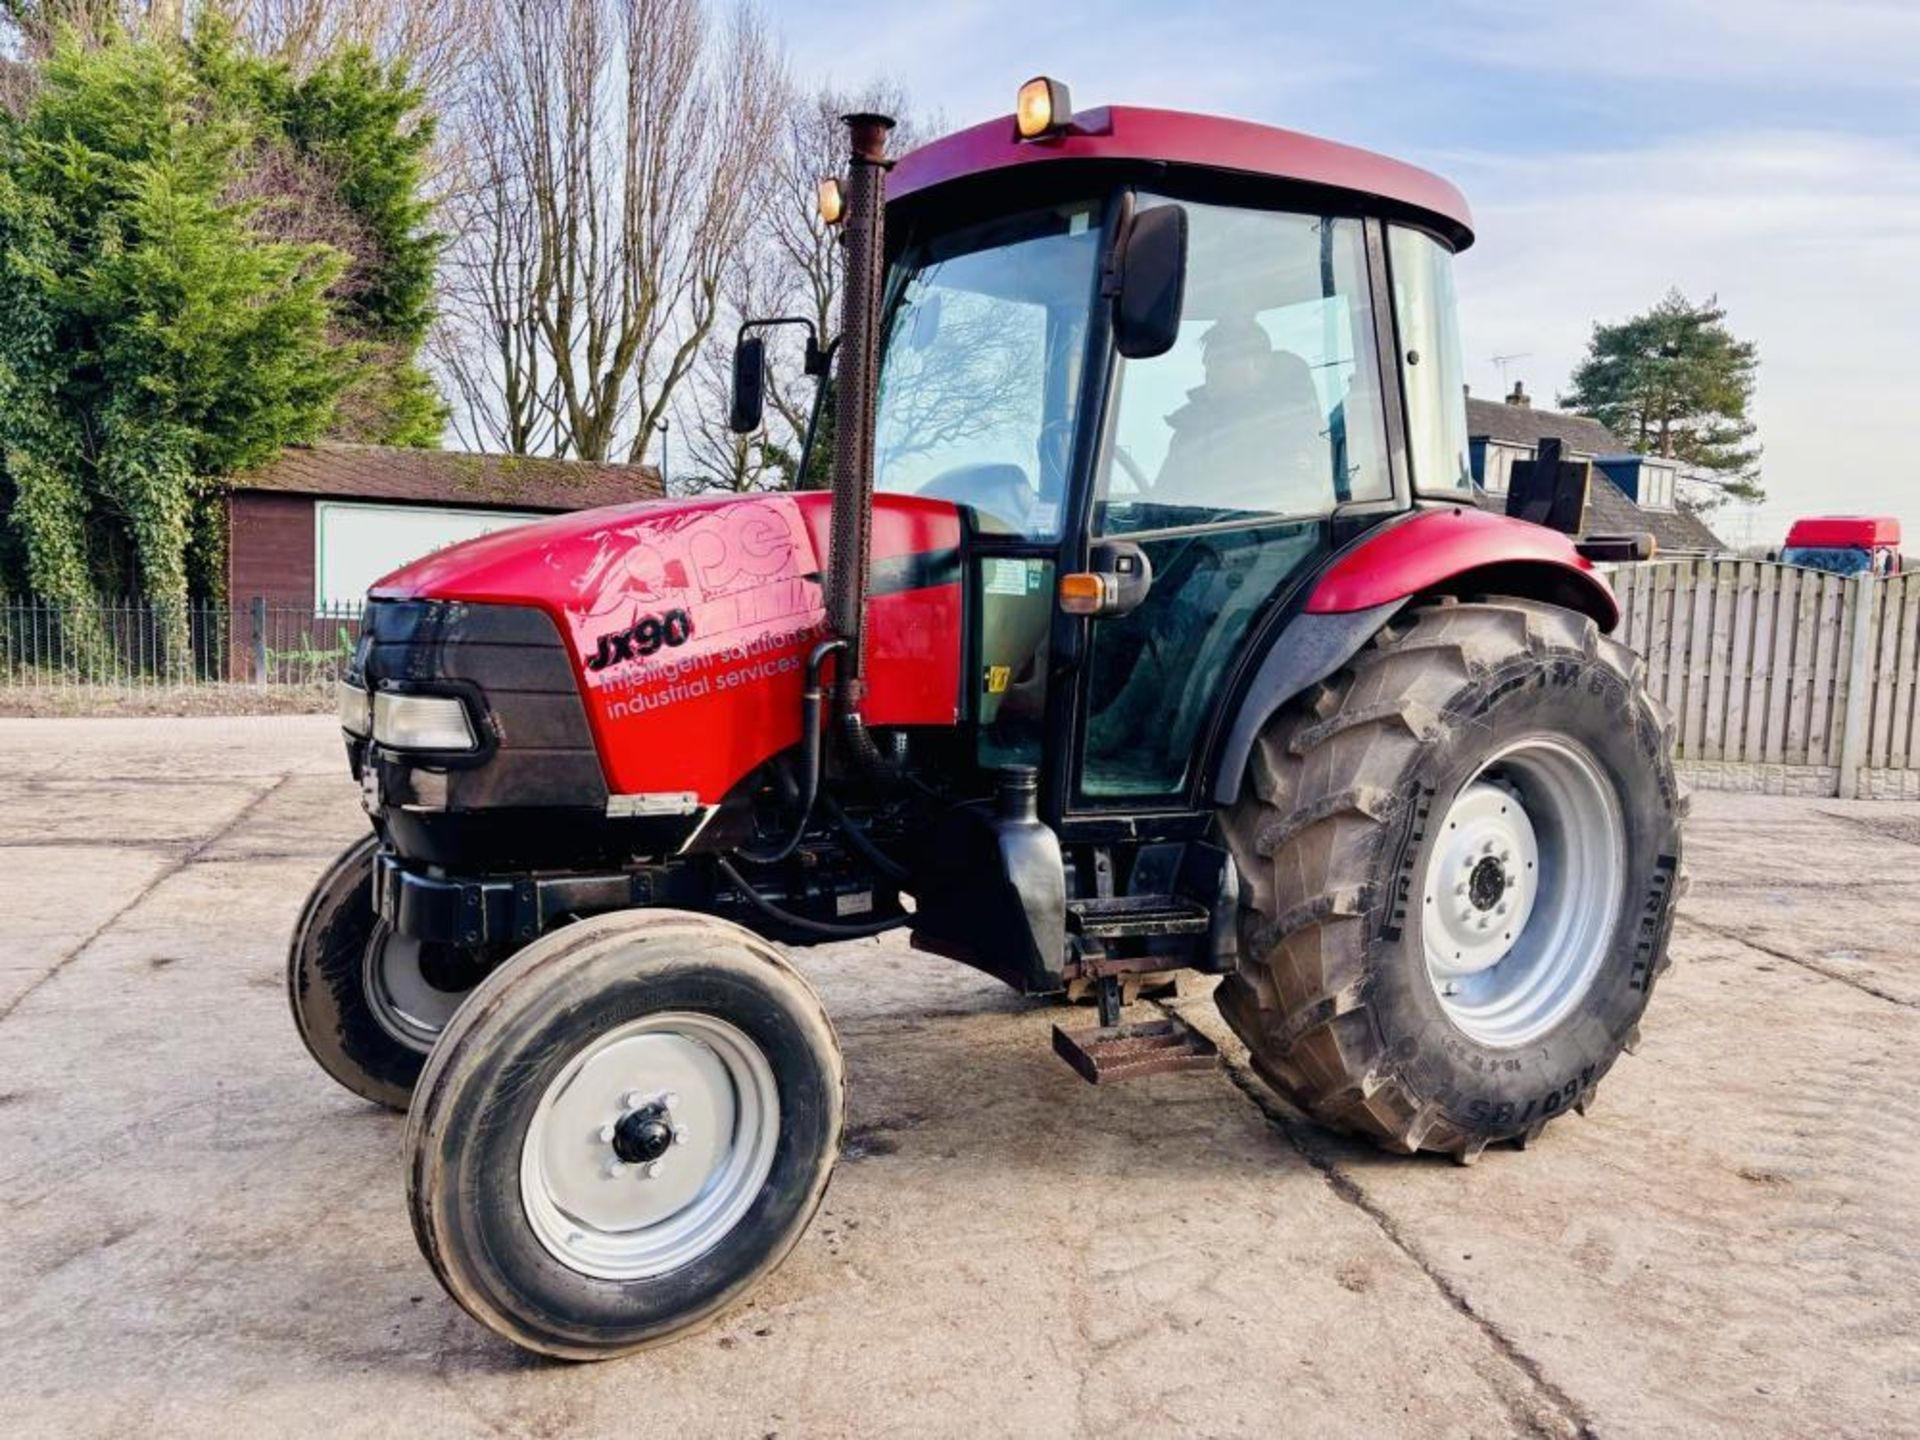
top-left (229, 443), bottom-right (661, 512)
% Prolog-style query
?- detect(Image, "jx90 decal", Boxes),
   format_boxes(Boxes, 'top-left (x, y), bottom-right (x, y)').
top-left (586, 608), bottom-right (694, 672)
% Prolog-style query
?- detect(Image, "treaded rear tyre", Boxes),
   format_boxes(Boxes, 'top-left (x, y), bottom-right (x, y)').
top-left (1215, 597), bottom-right (1686, 1161)
top-left (405, 908), bottom-right (844, 1360)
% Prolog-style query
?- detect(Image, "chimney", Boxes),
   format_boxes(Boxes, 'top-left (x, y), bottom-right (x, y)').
top-left (1506, 380), bottom-right (1531, 408)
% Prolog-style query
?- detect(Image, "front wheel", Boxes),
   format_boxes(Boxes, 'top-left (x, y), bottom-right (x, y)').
top-left (405, 909), bottom-right (844, 1359)
top-left (288, 836), bottom-right (490, 1110)
top-left (1216, 598), bottom-right (1686, 1161)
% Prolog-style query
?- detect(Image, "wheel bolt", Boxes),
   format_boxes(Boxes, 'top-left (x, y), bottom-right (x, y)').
top-left (673, 1127), bottom-right (688, 1145)
top-left (663, 1093), bottom-right (680, 1109)
top-left (603, 1159), bottom-right (626, 1179)
top-left (598, 1123), bottom-right (616, 1143)
top-left (623, 1091), bottom-right (650, 1109)
top-left (646, 1161), bottom-right (663, 1178)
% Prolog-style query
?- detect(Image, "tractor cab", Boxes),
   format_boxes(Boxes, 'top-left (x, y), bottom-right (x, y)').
top-left (803, 96), bottom-right (1486, 817)
top-left (1782, 515), bottom-right (1902, 577)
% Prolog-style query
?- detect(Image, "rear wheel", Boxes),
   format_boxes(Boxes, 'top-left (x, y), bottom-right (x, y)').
top-left (405, 909), bottom-right (843, 1359)
top-left (288, 835), bottom-right (487, 1110)
top-left (1216, 598), bottom-right (1686, 1160)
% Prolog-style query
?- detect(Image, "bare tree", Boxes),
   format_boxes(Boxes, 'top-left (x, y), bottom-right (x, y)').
top-left (220, 1), bottom-right (484, 93)
top-left (673, 78), bottom-right (938, 493)
top-left (433, 0), bottom-right (782, 464)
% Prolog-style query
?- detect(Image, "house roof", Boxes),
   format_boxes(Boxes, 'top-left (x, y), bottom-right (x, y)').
top-left (1584, 472), bottom-right (1725, 554)
top-left (1467, 397), bottom-right (1622, 456)
top-left (230, 443), bottom-right (661, 513)
top-left (1466, 397), bottom-right (1725, 554)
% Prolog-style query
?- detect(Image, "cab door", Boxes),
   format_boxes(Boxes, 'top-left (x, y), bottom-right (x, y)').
top-left (1068, 202), bottom-right (1399, 809)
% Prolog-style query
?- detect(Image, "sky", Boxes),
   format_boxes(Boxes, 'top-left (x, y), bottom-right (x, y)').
top-left (776, 0), bottom-right (1920, 548)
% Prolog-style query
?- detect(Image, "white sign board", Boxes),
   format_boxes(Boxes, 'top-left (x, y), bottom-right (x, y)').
top-left (315, 501), bottom-right (546, 613)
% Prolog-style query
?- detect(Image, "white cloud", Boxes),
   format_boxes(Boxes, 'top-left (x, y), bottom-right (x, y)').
top-left (1435, 0), bottom-right (1920, 88)
top-left (1453, 130), bottom-right (1920, 544)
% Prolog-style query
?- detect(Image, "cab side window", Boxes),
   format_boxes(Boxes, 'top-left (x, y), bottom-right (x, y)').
top-left (1095, 204), bottom-right (1390, 537)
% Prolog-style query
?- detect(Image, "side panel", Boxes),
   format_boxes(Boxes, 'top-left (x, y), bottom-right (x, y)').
top-left (374, 492), bottom-right (964, 802)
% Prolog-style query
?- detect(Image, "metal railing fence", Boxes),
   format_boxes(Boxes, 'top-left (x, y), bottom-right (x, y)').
top-left (0, 596), bottom-right (362, 691)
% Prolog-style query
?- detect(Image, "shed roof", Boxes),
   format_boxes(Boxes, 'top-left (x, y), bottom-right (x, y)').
top-left (230, 444), bottom-right (661, 513)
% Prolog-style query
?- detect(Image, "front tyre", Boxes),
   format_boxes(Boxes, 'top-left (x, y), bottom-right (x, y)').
top-left (1216, 598), bottom-right (1686, 1161)
top-left (405, 910), bottom-right (844, 1360)
top-left (287, 835), bottom-right (485, 1110)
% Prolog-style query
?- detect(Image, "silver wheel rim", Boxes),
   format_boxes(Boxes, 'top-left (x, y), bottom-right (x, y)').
top-left (520, 1012), bottom-right (779, 1281)
top-left (362, 928), bottom-right (469, 1053)
top-left (1422, 736), bottom-right (1626, 1048)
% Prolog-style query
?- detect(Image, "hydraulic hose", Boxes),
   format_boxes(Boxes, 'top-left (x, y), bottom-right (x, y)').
top-left (717, 858), bottom-right (909, 940)
top-left (733, 639), bottom-right (847, 866)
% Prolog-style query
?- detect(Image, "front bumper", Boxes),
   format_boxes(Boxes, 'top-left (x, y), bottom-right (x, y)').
top-left (375, 853), bottom-right (706, 947)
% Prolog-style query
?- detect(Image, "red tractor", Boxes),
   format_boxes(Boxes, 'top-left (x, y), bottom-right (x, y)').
top-left (290, 82), bottom-right (1684, 1359)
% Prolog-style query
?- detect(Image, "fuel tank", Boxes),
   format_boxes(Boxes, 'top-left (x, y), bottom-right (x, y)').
top-left (373, 492), bottom-right (965, 803)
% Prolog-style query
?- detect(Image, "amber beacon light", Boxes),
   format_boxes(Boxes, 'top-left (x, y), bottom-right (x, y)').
top-left (1015, 76), bottom-right (1072, 139)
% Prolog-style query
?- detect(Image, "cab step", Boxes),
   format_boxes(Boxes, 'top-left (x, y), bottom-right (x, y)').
top-left (1051, 1014), bottom-right (1221, 1085)
top-left (1066, 894), bottom-right (1211, 940)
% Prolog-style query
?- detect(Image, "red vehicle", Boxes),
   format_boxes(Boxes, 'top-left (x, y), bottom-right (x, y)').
top-left (1782, 515), bottom-right (1902, 576)
top-left (290, 81), bottom-right (1685, 1358)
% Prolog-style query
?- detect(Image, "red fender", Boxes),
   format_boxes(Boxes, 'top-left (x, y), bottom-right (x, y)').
top-left (1306, 507), bottom-right (1619, 631)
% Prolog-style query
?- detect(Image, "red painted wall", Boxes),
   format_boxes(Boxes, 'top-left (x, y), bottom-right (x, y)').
top-left (226, 491), bottom-right (317, 611)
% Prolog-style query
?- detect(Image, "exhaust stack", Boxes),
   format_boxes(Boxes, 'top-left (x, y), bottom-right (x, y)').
top-left (825, 112), bottom-right (895, 719)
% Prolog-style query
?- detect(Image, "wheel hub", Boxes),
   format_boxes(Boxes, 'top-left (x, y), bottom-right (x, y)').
top-left (520, 1013), bottom-right (778, 1280)
top-left (1423, 780), bottom-right (1539, 980)
top-left (1420, 740), bottom-right (1628, 1049)
top-left (610, 1102), bottom-right (676, 1166)
top-left (1467, 855), bottom-right (1507, 911)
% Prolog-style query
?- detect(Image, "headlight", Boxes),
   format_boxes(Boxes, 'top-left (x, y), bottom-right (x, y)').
top-left (372, 691), bottom-right (477, 751)
top-left (336, 680), bottom-right (372, 737)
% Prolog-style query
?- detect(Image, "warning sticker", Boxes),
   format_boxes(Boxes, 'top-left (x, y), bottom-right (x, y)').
top-left (985, 558), bottom-right (1033, 596)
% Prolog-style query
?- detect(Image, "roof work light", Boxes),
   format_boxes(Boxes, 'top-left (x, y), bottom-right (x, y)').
top-left (816, 176), bottom-right (845, 226)
top-left (1015, 76), bottom-right (1072, 140)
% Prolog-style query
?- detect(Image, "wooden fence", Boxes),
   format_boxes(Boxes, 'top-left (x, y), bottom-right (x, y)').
top-left (1609, 559), bottom-right (1920, 799)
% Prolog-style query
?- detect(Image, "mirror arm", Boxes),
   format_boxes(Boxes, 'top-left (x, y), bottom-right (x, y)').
top-left (737, 315), bottom-right (838, 379)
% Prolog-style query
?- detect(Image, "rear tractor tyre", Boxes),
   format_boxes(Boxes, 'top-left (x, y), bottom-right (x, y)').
top-left (1215, 598), bottom-right (1686, 1161)
top-left (288, 835), bottom-right (488, 1111)
top-left (405, 909), bottom-right (844, 1360)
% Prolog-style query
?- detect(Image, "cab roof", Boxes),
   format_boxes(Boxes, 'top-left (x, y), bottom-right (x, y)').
top-left (889, 105), bottom-right (1475, 250)
top-left (1785, 515), bottom-right (1901, 549)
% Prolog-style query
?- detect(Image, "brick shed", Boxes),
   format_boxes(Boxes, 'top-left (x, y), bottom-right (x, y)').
top-left (223, 443), bottom-right (660, 679)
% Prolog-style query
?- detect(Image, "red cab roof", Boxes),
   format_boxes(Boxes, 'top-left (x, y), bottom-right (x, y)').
top-left (890, 105), bottom-right (1474, 248)
top-left (1785, 515), bottom-right (1901, 550)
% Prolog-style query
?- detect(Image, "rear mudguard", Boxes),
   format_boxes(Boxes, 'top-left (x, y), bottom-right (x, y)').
top-left (1208, 507), bottom-right (1617, 806)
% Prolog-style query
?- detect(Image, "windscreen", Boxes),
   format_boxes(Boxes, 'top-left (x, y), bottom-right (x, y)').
top-left (1782, 546), bottom-right (1873, 576)
top-left (873, 202), bottom-right (1104, 541)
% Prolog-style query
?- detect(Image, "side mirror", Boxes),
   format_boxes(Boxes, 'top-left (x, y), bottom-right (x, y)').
top-left (729, 336), bottom-right (767, 434)
top-left (1114, 203), bottom-right (1188, 360)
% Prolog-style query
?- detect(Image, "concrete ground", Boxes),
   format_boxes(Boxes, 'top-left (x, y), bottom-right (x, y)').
top-left (0, 717), bottom-right (1915, 1440)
